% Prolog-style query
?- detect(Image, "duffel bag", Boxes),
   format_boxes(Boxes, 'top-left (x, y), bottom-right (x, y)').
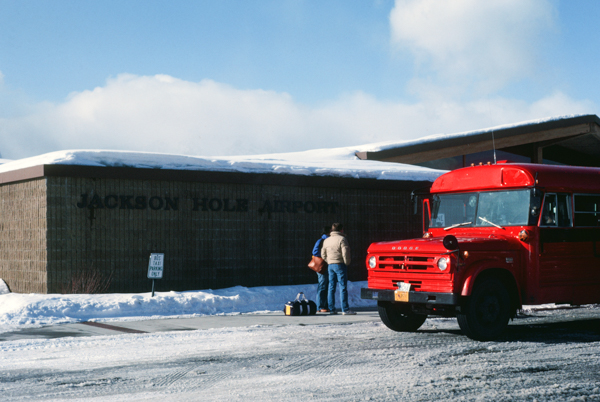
top-left (283, 292), bottom-right (317, 316)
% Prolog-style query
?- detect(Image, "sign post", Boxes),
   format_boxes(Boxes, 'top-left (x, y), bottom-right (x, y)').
top-left (147, 253), bottom-right (164, 297)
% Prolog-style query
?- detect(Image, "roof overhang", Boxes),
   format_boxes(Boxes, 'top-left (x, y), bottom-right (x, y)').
top-left (356, 114), bottom-right (600, 165)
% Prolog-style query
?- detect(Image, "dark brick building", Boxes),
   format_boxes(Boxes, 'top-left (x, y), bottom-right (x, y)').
top-left (0, 164), bottom-right (432, 293)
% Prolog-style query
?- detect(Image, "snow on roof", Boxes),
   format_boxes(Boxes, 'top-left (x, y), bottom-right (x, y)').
top-left (3, 115), bottom-right (593, 183)
top-left (0, 146), bottom-right (445, 182)
top-left (3, 114), bottom-right (593, 183)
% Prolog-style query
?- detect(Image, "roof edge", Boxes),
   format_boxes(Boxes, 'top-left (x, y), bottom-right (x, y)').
top-left (0, 164), bottom-right (434, 191)
top-left (358, 114), bottom-right (600, 161)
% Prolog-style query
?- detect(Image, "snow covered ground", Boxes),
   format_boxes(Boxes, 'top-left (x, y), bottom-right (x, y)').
top-left (3, 311), bottom-right (599, 401)
top-left (1, 280), bottom-right (599, 401)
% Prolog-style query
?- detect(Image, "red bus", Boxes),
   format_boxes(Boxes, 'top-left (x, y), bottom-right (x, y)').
top-left (361, 163), bottom-right (600, 340)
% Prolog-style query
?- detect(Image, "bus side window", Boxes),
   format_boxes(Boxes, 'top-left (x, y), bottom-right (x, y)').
top-left (541, 194), bottom-right (557, 226)
top-left (541, 193), bottom-right (572, 227)
top-left (556, 194), bottom-right (572, 227)
top-left (574, 194), bottom-right (600, 227)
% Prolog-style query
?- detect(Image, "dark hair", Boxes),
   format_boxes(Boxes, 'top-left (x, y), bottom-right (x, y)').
top-left (331, 222), bottom-right (343, 232)
top-left (322, 225), bottom-right (331, 235)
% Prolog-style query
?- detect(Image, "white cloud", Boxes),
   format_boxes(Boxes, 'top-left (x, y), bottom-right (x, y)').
top-left (1, 74), bottom-right (309, 158)
top-left (0, 74), bottom-right (595, 160)
top-left (390, 0), bottom-right (557, 94)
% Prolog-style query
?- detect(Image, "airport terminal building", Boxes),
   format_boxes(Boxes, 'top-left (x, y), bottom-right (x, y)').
top-left (2, 114), bottom-right (600, 294)
top-left (0, 161), bottom-right (433, 294)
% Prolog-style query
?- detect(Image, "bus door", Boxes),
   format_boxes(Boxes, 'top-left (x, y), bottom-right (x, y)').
top-left (572, 194), bottom-right (600, 294)
top-left (538, 193), bottom-right (578, 303)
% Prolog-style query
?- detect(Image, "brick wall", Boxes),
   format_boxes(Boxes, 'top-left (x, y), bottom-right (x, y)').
top-left (44, 175), bottom-right (424, 293)
top-left (0, 179), bottom-right (47, 293)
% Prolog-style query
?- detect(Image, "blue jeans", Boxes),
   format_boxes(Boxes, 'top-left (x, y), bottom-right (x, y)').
top-left (316, 270), bottom-right (329, 310)
top-left (328, 263), bottom-right (349, 313)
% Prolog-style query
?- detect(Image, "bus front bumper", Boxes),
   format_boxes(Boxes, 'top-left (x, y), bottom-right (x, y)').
top-left (361, 288), bottom-right (459, 306)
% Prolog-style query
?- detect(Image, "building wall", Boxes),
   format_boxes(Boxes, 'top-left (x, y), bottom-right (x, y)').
top-left (0, 178), bottom-right (48, 293)
top-left (0, 168), bottom-right (428, 294)
top-left (42, 174), bottom-right (424, 294)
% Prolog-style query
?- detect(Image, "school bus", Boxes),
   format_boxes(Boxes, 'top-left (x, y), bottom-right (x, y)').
top-left (361, 163), bottom-right (600, 340)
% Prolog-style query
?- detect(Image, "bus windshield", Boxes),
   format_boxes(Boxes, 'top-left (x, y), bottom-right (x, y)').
top-left (430, 189), bottom-right (537, 229)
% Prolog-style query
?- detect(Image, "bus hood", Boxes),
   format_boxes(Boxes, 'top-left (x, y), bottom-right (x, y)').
top-left (368, 234), bottom-right (522, 254)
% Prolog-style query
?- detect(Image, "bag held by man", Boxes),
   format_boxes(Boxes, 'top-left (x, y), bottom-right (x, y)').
top-left (283, 292), bottom-right (317, 316)
top-left (308, 256), bottom-right (325, 273)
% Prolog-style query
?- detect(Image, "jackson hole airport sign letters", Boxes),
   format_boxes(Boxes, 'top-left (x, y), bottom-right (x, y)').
top-left (76, 193), bottom-right (339, 214)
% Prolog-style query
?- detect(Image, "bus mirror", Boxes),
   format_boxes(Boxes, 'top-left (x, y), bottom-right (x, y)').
top-left (443, 235), bottom-right (459, 251)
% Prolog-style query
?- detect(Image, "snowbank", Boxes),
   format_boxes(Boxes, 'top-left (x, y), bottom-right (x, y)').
top-left (0, 279), bottom-right (9, 295)
top-left (0, 281), bottom-right (375, 334)
top-left (0, 278), bottom-right (585, 336)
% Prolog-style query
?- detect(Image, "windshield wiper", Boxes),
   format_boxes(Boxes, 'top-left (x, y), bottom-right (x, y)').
top-left (444, 221), bottom-right (472, 231)
top-left (478, 216), bottom-right (504, 229)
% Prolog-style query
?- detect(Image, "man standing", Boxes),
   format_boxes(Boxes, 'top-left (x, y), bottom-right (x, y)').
top-left (311, 225), bottom-right (330, 313)
top-left (321, 223), bottom-right (355, 315)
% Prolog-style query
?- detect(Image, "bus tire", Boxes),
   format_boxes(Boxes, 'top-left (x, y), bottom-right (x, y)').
top-left (377, 301), bottom-right (427, 332)
top-left (457, 277), bottom-right (511, 341)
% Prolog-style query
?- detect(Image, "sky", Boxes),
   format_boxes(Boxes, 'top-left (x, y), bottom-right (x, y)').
top-left (0, 0), bottom-right (599, 160)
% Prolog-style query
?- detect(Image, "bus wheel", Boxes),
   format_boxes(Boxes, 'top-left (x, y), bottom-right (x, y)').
top-left (377, 302), bottom-right (427, 332)
top-left (457, 277), bottom-right (510, 341)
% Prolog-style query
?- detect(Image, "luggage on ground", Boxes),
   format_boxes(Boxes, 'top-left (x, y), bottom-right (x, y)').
top-left (283, 292), bottom-right (317, 316)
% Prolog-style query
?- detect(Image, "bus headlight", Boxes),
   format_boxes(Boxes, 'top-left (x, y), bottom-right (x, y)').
top-left (368, 256), bottom-right (377, 269)
top-left (437, 257), bottom-right (449, 271)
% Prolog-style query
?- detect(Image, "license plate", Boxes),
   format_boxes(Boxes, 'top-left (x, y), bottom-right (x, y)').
top-left (394, 282), bottom-right (411, 302)
top-left (394, 290), bottom-right (409, 302)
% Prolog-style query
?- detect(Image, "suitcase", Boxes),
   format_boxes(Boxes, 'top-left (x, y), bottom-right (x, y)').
top-left (283, 292), bottom-right (317, 316)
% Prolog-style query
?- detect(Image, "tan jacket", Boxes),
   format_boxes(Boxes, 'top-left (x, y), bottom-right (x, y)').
top-left (321, 231), bottom-right (351, 266)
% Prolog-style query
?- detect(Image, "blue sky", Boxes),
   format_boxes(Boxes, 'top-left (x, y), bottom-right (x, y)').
top-left (0, 1), bottom-right (401, 104)
top-left (0, 0), bottom-right (598, 159)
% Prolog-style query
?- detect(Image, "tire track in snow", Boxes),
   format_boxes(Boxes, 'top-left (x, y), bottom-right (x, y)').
top-left (273, 352), bottom-right (354, 376)
top-left (153, 367), bottom-right (194, 387)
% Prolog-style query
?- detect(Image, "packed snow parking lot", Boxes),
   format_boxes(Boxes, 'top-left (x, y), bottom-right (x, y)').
top-left (1, 283), bottom-right (599, 401)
